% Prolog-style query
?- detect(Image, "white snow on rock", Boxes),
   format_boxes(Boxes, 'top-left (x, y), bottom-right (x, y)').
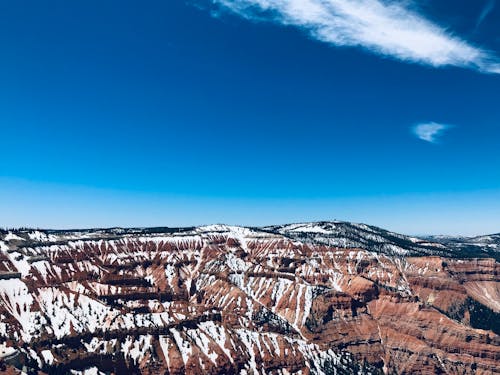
top-left (4, 232), bottom-right (24, 242)
top-left (0, 342), bottom-right (17, 359)
top-left (170, 328), bottom-right (192, 366)
top-left (41, 349), bottom-right (55, 365)
top-left (121, 335), bottom-right (153, 364)
top-left (6, 251), bottom-right (31, 277)
top-left (35, 288), bottom-right (111, 338)
top-left (0, 279), bottom-right (45, 341)
top-left (28, 231), bottom-right (57, 242)
top-left (70, 367), bottom-right (106, 375)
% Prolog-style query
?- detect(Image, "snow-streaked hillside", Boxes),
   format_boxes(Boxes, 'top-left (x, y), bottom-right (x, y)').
top-left (425, 232), bottom-right (500, 259)
top-left (265, 221), bottom-right (450, 257)
top-left (0, 222), bottom-right (498, 374)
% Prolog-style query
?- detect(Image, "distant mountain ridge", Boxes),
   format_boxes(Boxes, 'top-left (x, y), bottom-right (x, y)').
top-left (2, 220), bottom-right (498, 260)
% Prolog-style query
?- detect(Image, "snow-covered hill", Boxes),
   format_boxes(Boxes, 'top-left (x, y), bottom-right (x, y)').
top-left (264, 221), bottom-right (451, 257)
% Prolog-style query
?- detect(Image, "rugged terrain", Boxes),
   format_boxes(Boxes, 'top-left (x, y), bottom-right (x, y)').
top-left (0, 222), bottom-right (499, 374)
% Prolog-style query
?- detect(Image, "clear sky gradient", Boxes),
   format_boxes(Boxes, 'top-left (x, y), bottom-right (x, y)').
top-left (1, 0), bottom-right (499, 235)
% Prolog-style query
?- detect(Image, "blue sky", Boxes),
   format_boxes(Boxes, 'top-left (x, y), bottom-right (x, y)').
top-left (0, 0), bottom-right (499, 235)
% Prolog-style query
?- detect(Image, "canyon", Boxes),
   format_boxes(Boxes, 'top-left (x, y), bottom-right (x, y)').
top-left (0, 222), bottom-right (498, 374)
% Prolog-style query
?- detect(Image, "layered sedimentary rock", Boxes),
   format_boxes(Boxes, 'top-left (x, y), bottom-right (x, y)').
top-left (0, 224), bottom-right (498, 374)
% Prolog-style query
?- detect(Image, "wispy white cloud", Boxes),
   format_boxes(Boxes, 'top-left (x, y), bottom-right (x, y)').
top-left (476, 0), bottom-right (495, 28)
top-left (412, 122), bottom-right (452, 143)
top-left (210, 0), bottom-right (500, 73)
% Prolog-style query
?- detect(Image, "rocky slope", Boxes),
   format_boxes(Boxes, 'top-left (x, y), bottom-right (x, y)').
top-left (0, 223), bottom-right (498, 374)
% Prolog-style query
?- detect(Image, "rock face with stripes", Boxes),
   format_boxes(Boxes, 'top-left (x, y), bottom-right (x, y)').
top-left (0, 224), bottom-right (499, 374)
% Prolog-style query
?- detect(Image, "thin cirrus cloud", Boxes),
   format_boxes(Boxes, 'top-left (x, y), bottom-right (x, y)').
top-left (412, 122), bottom-right (452, 143)
top-left (210, 0), bottom-right (500, 74)
top-left (476, 0), bottom-right (496, 29)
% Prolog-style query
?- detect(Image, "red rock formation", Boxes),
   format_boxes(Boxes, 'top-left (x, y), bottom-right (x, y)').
top-left (0, 226), bottom-right (498, 374)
